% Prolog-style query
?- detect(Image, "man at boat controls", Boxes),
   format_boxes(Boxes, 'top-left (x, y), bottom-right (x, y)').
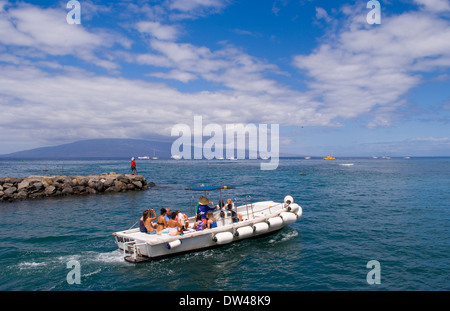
top-left (197, 196), bottom-right (216, 223)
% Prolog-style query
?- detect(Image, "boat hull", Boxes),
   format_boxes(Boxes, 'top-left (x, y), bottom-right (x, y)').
top-left (122, 227), bottom-right (285, 263)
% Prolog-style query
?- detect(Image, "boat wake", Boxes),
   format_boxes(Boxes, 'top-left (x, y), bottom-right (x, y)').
top-left (17, 250), bottom-right (126, 272)
top-left (268, 229), bottom-right (298, 244)
top-left (91, 250), bottom-right (125, 264)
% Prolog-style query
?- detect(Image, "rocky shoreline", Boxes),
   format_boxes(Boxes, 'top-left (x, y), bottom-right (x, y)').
top-left (0, 173), bottom-right (154, 202)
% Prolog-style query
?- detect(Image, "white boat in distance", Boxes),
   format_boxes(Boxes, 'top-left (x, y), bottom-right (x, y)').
top-left (113, 186), bottom-right (302, 263)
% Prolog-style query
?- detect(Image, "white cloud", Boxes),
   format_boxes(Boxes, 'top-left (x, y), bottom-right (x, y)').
top-left (147, 69), bottom-right (197, 82)
top-left (0, 3), bottom-right (129, 70)
top-left (232, 29), bottom-right (262, 37)
top-left (167, 0), bottom-right (226, 12)
top-left (136, 21), bottom-right (179, 41)
top-left (315, 7), bottom-right (331, 22)
top-left (135, 53), bottom-right (174, 67)
top-left (0, 60), bottom-right (322, 149)
top-left (142, 39), bottom-right (292, 96)
top-left (413, 137), bottom-right (450, 142)
top-left (293, 3), bottom-right (450, 128)
top-left (414, 0), bottom-right (450, 13)
top-left (164, 0), bottom-right (229, 20)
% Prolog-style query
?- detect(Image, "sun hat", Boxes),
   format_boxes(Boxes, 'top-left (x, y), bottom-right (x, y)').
top-left (198, 196), bottom-right (210, 205)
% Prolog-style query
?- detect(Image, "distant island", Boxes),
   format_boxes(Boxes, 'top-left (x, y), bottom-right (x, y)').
top-left (0, 138), bottom-right (305, 160)
top-left (0, 138), bottom-right (173, 159)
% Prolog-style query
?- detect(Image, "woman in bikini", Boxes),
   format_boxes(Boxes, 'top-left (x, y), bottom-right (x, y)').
top-left (156, 208), bottom-right (168, 235)
top-left (139, 209), bottom-right (157, 233)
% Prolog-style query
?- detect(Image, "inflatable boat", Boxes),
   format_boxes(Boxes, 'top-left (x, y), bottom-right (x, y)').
top-left (113, 186), bottom-right (302, 263)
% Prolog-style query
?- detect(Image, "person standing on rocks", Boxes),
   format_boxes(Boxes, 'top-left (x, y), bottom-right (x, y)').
top-left (130, 157), bottom-right (136, 175)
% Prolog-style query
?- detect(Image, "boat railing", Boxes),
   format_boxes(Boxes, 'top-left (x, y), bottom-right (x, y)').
top-left (122, 240), bottom-right (146, 259)
top-left (233, 196), bottom-right (285, 221)
top-left (244, 195), bottom-right (254, 220)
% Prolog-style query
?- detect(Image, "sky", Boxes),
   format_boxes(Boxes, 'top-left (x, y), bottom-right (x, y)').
top-left (0, 0), bottom-right (449, 157)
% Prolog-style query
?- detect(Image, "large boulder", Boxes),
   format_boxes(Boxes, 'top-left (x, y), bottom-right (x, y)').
top-left (95, 182), bottom-right (105, 192)
top-left (3, 187), bottom-right (17, 197)
top-left (17, 180), bottom-right (30, 191)
top-left (103, 178), bottom-right (115, 188)
top-left (132, 181), bottom-right (143, 189)
top-left (42, 177), bottom-right (54, 187)
top-left (44, 185), bottom-right (56, 196)
top-left (62, 186), bottom-right (73, 195)
top-left (16, 190), bottom-right (29, 200)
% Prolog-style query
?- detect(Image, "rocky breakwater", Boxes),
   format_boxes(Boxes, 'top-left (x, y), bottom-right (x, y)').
top-left (0, 173), bottom-right (155, 202)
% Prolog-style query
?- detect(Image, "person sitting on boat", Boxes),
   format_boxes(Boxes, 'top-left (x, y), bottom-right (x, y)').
top-left (167, 212), bottom-right (183, 235)
top-left (140, 208), bottom-right (157, 233)
top-left (175, 210), bottom-right (189, 230)
top-left (156, 208), bottom-right (168, 235)
top-left (206, 211), bottom-right (217, 229)
top-left (194, 214), bottom-right (205, 231)
top-left (164, 207), bottom-right (172, 222)
top-left (226, 198), bottom-right (243, 222)
top-left (197, 195), bottom-right (216, 223)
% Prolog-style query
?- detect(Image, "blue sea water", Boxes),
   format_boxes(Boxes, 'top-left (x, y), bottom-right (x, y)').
top-left (0, 157), bottom-right (449, 291)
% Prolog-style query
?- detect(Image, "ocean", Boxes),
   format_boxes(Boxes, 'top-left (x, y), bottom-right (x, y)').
top-left (0, 157), bottom-right (449, 291)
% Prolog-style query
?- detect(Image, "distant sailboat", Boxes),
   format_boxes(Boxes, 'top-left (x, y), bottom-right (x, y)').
top-left (152, 150), bottom-right (158, 160)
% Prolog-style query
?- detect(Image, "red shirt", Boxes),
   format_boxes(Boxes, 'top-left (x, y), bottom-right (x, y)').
top-left (131, 160), bottom-right (136, 167)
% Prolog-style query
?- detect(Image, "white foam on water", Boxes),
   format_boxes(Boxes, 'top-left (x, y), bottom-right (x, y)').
top-left (268, 230), bottom-right (298, 244)
top-left (92, 250), bottom-right (125, 264)
top-left (18, 261), bottom-right (48, 269)
top-left (82, 268), bottom-right (102, 278)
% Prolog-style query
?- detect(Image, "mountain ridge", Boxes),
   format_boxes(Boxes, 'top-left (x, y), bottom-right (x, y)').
top-left (0, 138), bottom-right (173, 159)
top-left (0, 138), bottom-right (304, 159)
